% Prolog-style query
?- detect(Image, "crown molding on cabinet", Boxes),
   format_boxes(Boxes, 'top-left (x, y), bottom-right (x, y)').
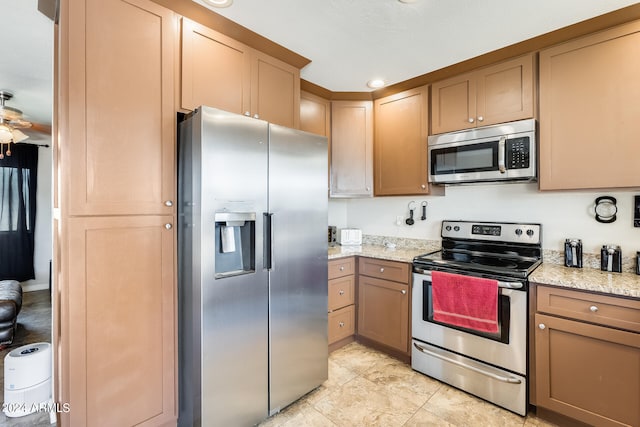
top-left (149, 0), bottom-right (311, 69)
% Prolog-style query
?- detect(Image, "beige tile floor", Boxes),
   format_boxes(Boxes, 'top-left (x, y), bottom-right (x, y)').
top-left (259, 342), bottom-right (558, 427)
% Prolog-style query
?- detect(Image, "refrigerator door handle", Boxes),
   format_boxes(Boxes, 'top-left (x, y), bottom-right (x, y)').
top-left (263, 212), bottom-right (274, 270)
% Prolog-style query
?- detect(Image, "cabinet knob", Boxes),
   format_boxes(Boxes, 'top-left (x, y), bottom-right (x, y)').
top-left (379, 267), bottom-right (385, 273)
top-left (421, 184), bottom-right (426, 189)
top-left (339, 322), bottom-right (345, 328)
top-left (244, 111), bottom-right (251, 116)
top-left (339, 290), bottom-right (345, 295)
top-left (253, 114), bottom-right (259, 119)
top-left (401, 289), bottom-right (407, 295)
top-left (477, 116), bottom-right (484, 122)
top-left (468, 118), bottom-right (475, 123)
top-left (339, 266), bottom-right (345, 271)
top-left (590, 305), bottom-right (599, 313)
top-left (164, 223), bottom-right (173, 230)
top-left (164, 200), bottom-right (173, 207)
top-left (538, 323), bottom-right (546, 330)
top-left (366, 187), bottom-right (371, 192)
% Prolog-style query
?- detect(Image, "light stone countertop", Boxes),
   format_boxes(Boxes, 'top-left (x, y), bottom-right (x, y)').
top-left (328, 240), bottom-right (640, 299)
top-left (327, 244), bottom-right (431, 264)
top-left (529, 263), bottom-right (640, 299)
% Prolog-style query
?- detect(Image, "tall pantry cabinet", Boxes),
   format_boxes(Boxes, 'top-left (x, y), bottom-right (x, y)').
top-left (56, 0), bottom-right (178, 425)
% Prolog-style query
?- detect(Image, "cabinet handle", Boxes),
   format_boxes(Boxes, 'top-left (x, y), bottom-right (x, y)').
top-left (164, 200), bottom-right (173, 207)
top-left (477, 116), bottom-right (484, 122)
top-left (538, 323), bottom-right (546, 330)
top-left (339, 290), bottom-right (345, 295)
top-left (164, 223), bottom-right (173, 230)
top-left (339, 322), bottom-right (345, 328)
top-left (379, 267), bottom-right (385, 273)
top-left (590, 305), bottom-right (599, 313)
top-left (339, 266), bottom-right (345, 271)
top-left (468, 118), bottom-right (475, 123)
top-left (401, 289), bottom-right (407, 295)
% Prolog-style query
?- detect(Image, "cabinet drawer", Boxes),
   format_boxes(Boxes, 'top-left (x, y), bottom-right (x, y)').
top-left (328, 257), bottom-right (355, 280)
top-left (328, 305), bottom-right (355, 344)
top-left (359, 258), bottom-right (409, 283)
top-left (328, 276), bottom-right (355, 311)
top-left (537, 286), bottom-right (640, 333)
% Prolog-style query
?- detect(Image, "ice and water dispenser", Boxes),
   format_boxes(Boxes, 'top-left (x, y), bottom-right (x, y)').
top-left (214, 212), bottom-right (256, 278)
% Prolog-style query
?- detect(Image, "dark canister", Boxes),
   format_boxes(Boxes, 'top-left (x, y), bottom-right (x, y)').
top-left (564, 238), bottom-right (583, 268)
top-left (636, 251), bottom-right (640, 275)
top-left (600, 244), bottom-right (622, 273)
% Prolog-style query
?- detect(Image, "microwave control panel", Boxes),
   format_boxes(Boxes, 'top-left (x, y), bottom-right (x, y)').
top-left (506, 137), bottom-right (530, 169)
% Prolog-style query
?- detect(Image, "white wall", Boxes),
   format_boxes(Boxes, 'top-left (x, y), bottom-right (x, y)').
top-left (21, 142), bottom-right (52, 292)
top-left (329, 182), bottom-right (640, 258)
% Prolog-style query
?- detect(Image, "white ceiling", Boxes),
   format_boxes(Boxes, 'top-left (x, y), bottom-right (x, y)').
top-left (0, 0), bottom-right (638, 133)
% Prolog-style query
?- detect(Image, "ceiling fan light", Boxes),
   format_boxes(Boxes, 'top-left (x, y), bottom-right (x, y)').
top-left (203, 0), bottom-right (233, 7)
top-left (0, 124), bottom-right (12, 145)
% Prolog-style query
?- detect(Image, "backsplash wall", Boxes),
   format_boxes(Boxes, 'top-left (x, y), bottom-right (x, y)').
top-left (329, 182), bottom-right (640, 259)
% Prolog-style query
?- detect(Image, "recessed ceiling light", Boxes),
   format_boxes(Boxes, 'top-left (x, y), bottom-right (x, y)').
top-left (203, 0), bottom-right (233, 7)
top-left (367, 79), bottom-right (386, 89)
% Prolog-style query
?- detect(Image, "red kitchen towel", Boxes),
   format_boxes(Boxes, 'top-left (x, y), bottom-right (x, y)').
top-left (431, 271), bottom-right (499, 333)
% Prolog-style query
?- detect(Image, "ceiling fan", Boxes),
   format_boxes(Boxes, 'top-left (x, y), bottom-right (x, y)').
top-left (0, 90), bottom-right (51, 159)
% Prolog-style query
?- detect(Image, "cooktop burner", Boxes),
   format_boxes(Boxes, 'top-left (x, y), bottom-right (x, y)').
top-left (412, 220), bottom-right (543, 279)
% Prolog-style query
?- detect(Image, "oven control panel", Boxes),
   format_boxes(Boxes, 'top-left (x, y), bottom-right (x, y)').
top-left (442, 220), bottom-right (541, 244)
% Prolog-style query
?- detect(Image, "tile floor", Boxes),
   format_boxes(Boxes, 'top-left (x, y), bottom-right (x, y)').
top-left (259, 342), bottom-right (557, 427)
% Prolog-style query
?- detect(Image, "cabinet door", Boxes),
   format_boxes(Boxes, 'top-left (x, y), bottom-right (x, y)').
top-left (251, 50), bottom-right (300, 128)
top-left (374, 86), bottom-right (430, 195)
top-left (431, 72), bottom-right (475, 134)
top-left (539, 21), bottom-right (640, 190)
top-left (476, 54), bottom-right (534, 127)
top-left (181, 18), bottom-right (251, 114)
top-left (330, 100), bottom-right (373, 197)
top-left (535, 313), bottom-right (640, 427)
top-left (358, 276), bottom-right (409, 353)
top-left (300, 91), bottom-right (331, 137)
top-left (67, 216), bottom-right (176, 426)
top-left (67, 0), bottom-right (177, 216)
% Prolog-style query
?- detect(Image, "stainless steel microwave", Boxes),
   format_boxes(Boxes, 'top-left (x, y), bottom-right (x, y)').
top-left (428, 119), bottom-right (536, 184)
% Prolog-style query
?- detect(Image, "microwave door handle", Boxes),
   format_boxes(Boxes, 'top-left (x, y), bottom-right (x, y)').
top-left (498, 136), bottom-right (507, 173)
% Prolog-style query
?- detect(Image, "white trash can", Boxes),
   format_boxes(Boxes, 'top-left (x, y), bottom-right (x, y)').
top-left (3, 342), bottom-right (52, 417)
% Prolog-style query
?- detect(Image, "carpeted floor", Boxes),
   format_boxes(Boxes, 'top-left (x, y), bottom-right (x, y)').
top-left (0, 289), bottom-right (53, 426)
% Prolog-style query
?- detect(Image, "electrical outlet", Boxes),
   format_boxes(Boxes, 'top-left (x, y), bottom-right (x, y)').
top-left (395, 216), bottom-right (403, 226)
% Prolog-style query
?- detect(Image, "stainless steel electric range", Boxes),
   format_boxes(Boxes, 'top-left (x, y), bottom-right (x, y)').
top-left (412, 220), bottom-right (542, 416)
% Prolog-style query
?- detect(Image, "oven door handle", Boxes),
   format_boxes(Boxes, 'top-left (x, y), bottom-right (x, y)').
top-left (413, 342), bottom-right (522, 384)
top-left (413, 271), bottom-right (523, 289)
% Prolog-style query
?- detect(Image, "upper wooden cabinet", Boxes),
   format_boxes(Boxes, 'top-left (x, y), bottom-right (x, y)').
top-left (330, 100), bottom-right (374, 197)
top-left (539, 21), bottom-right (640, 190)
top-left (300, 91), bottom-right (331, 138)
top-left (374, 86), bottom-right (430, 196)
top-left (66, 0), bottom-right (177, 216)
top-left (431, 54), bottom-right (534, 134)
top-left (181, 18), bottom-right (300, 128)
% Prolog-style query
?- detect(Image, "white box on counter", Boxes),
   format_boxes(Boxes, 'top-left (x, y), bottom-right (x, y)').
top-left (337, 228), bottom-right (362, 246)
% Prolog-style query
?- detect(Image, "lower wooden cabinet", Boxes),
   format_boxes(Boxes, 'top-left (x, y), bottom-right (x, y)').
top-left (534, 285), bottom-right (640, 427)
top-left (328, 258), bottom-right (356, 349)
top-left (357, 258), bottom-right (410, 355)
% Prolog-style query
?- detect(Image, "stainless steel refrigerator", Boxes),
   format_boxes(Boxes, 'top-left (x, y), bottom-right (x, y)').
top-left (177, 107), bottom-right (328, 426)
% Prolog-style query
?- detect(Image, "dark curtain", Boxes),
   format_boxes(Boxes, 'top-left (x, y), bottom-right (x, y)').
top-left (0, 143), bottom-right (38, 281)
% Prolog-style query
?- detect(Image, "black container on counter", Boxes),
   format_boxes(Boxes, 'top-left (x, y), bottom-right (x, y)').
top-left (564, 238), bottom-right (583, 268)
top-left (600, 244), bottom-right (622, 273)
top-left (636, 251), bottom-right (640, 275)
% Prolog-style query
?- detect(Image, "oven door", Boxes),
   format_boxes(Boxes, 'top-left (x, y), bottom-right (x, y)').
top-left (412, 270), bottom-right (527, 375)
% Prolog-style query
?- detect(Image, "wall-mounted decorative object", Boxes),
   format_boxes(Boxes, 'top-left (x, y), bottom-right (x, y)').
top-left (594, 196), bottom-right (617, 223)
